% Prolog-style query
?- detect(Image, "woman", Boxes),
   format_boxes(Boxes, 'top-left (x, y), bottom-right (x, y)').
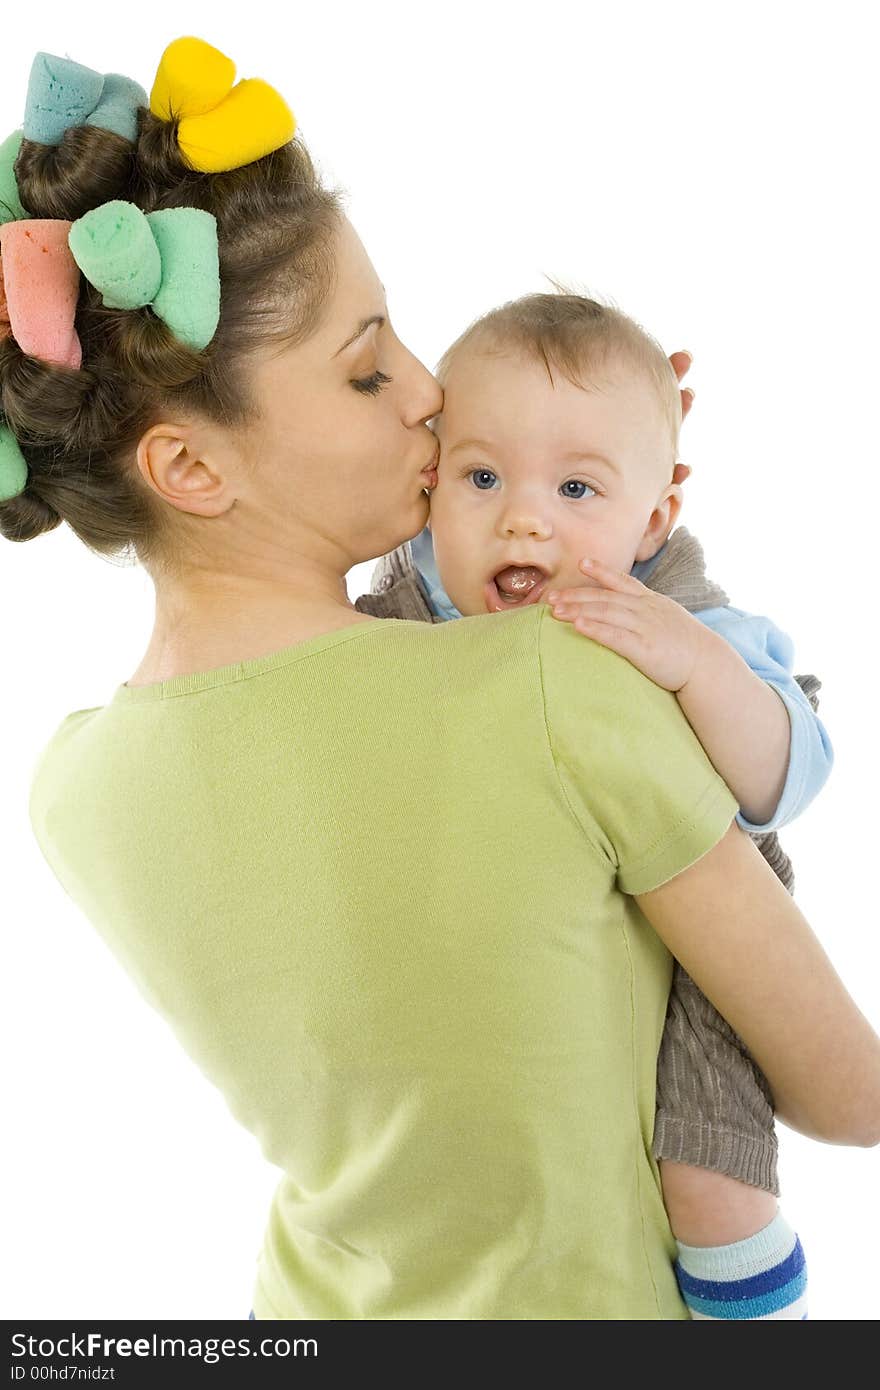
top-left (6, 37), bottom-right (880, 1319)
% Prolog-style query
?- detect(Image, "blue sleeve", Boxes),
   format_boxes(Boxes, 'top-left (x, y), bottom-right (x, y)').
top-left (693, 606), bottom-right (834, 833)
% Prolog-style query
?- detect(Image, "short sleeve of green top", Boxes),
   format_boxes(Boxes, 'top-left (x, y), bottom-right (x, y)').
top-left (28, 604), bottom-right (738, 1320)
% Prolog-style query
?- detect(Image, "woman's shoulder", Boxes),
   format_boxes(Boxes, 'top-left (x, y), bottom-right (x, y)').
top-left (537, 604), bottom-right (675, 707)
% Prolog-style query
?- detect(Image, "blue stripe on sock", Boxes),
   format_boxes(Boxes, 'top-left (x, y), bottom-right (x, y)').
top-left (680, 1268), bottom-right (807, 1320)
top-left (675, 1236), bottom-right (805, 1301)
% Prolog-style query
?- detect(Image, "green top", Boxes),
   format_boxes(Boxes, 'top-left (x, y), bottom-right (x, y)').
top-left (28, 605), bottom-right (738, 1319)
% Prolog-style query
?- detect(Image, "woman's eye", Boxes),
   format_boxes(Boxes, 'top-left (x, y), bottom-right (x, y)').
top-left (560, 480), bottom-right (596, 499)
top-left (352, 370), bottom-right (393, 396)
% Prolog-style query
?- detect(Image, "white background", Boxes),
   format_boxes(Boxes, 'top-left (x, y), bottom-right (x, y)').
top-left (2, 0), bottom-right (878, 1320)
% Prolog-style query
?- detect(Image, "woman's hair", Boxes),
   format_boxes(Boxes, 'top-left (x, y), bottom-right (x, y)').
top-left (434, 280), bottom-right (682, 467)
top-left (0, 110), bottom-right (346, 575)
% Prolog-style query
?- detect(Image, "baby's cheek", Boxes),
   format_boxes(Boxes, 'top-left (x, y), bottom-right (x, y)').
top-left (561, 569), bottom-right (603, 591)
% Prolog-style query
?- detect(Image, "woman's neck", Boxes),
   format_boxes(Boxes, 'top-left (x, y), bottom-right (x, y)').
top-left (126, 572), bottom-right (373, 687)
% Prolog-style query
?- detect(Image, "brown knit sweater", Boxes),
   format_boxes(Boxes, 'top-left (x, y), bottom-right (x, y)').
top-left (355, 526), bottom-right (823, 894)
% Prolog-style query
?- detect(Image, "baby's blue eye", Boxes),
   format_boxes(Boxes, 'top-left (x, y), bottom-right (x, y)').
top-left (467, 470), bottom-right (596, 499)
top-left (469, 469), bottom-right (496, 490)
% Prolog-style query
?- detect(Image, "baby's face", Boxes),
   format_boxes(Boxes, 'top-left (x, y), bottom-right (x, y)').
top-left (427, 350), bottom-right (677, 616)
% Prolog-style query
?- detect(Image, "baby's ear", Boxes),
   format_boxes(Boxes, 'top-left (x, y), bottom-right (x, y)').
top-left (664, 482), bottom-right (685, 532)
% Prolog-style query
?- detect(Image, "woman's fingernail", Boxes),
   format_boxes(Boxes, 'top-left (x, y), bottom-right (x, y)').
top-left (546, 590), bottom-right (559, 602)
top-left (580, 558), bottom-right (593, 569)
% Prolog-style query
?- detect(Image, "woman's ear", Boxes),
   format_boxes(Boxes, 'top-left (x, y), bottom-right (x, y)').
top-left (136, 423), bottom-right (237, 519)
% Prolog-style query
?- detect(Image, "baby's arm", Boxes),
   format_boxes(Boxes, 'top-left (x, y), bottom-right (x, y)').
top-left (676, 607), bottom-right (833, 828)
top-left (546, 562), bottom-right (832, 830)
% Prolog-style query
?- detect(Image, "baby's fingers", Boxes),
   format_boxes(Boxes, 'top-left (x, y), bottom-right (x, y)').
top-left (549, 592), bottom-right (609, 619)
top-left (549, 596), bottom-right (641, 639)
top-left (550, 608), bottom-right (645, 666)
top-left (577, 558), bottom-right (645, 590)
top-left (547, 560), bottom-right (648, 607)
top-left (545, 582), bottom-right (615, 603)
top-left (548, 605), bottom-right (578, 627)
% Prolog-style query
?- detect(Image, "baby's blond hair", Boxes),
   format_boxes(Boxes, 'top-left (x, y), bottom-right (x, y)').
top-left (435, 281), bottom-right (681, 475)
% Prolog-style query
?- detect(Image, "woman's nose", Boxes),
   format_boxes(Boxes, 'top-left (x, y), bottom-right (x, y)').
top-left (404, 360), bottom-right (443, 426)
top-left (424, 374), bottom-right (444, 423)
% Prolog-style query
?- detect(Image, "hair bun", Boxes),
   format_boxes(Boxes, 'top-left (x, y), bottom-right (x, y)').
top-left (0, 475), bottom-right (63, 539)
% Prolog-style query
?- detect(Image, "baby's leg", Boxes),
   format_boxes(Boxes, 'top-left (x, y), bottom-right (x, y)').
top-left (655, 962), bottom-right (808, 1320)
top-left (659, 1160), bottom-right (777, 1247)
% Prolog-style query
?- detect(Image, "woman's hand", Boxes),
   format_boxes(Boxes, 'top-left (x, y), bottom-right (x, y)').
top-left (669, 349), bottom-right (694, 486)
top-left (545, 558), bottom-right (711, 692)
top-left (669, 349), bottom-right (695, 423)
top-left (636, 821), bottom-right (880, 1148)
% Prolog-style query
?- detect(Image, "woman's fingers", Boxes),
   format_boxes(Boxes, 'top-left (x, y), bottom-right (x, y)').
top-left (668, 349), bottom-right (693, 383)
top-left (667, 350), bottom-right (695, 422)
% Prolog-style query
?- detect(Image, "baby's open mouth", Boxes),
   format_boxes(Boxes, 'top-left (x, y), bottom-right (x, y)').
top-left (484, 565), bottom-right (550, 613)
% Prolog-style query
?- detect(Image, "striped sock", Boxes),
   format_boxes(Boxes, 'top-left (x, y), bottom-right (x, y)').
top-left (674, 1209), bottom-right (808, 1319)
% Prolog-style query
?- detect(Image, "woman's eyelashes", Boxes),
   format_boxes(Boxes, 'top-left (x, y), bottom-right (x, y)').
top-left (352, 369), bottom-right (393, 396)
top-left (461, 467), bottom-right (598, 499)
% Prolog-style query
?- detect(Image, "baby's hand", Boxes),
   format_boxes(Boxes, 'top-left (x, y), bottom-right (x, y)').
top-left (545, 558), bottom-right (709, 692)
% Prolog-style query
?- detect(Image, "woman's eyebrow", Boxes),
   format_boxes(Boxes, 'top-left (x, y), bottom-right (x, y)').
top-left (333, 315), bottom-right (385, 358)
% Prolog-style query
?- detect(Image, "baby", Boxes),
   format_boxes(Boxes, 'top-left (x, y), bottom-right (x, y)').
top-left (356, 289), bottom-right (833, 1320)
